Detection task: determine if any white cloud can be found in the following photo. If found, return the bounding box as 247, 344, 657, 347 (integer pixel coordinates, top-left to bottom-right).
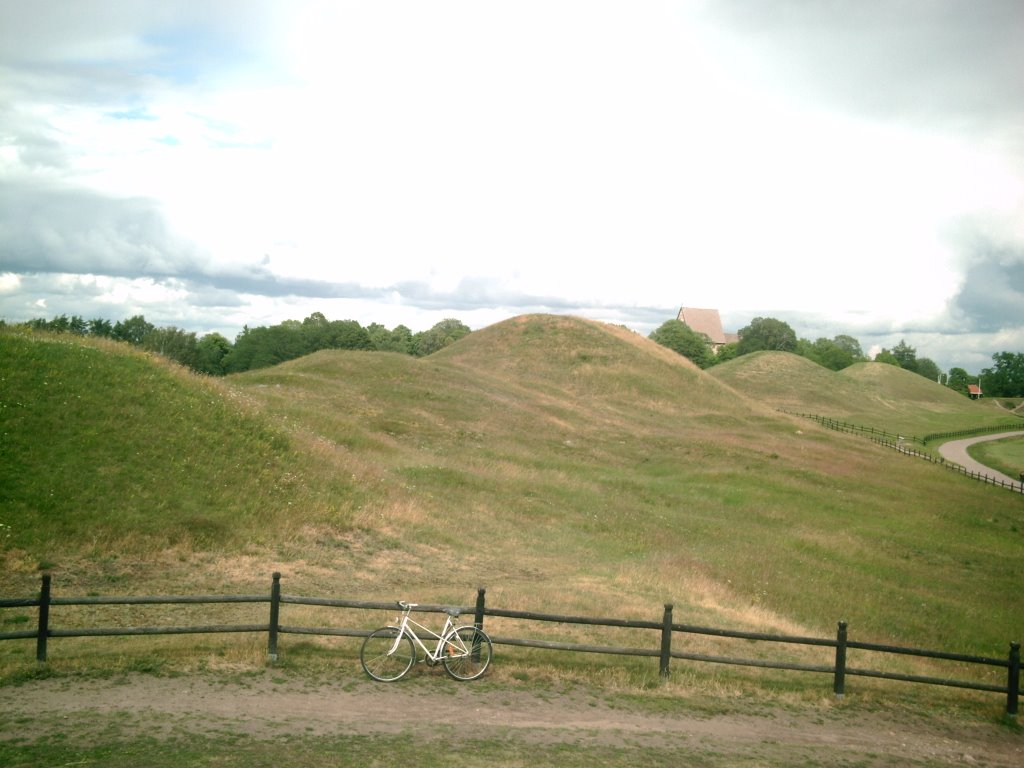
0, 273, 21, 293
0, 1, 1022, 372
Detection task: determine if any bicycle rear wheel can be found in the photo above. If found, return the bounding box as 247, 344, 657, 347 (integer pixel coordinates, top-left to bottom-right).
442, 626, 492, 681
361, 627, 415, 682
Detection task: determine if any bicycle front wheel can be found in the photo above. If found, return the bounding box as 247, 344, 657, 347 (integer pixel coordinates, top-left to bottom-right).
360, 627, 415, 682
442, 626, 493, 681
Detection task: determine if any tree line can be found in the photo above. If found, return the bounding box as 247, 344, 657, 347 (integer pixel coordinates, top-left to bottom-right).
8, 311, 1022, 398
649, 316, 1024, 398
5, 312, 472, 376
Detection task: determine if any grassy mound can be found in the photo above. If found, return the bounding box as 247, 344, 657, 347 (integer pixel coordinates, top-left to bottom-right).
3, 317, 1022, 664
0, 332, 355, 569
710, 352, 1016, 437
230, 317, 1023, 653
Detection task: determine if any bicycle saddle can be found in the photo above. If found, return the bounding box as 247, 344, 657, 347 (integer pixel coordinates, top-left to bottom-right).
444, 608, 461, 617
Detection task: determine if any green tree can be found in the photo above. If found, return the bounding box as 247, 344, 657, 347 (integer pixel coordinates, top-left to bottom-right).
980, 352, 1024, 396
301, 311, 332, 351
796, 336, 862, 371
412, 319, 471, 356
224, 324, 308, 373
713, 342, 739, 364
737, 317, 797, 355
299, 313, 371, 352
50, 314, 72, 333
874, 348, 900, 366
946, 367, 973, 396
142, 326, 199, 369
24, 314, 92, 335
195, 332, 232, 375
368, 323, 413, 354
112, 315, 155, 345
890, 340, 917, 370
389, 325, 414, 354
326, 319, 372, 350
881, 340, 941, 382
88, 318, 113, 337
649, 319, 714, 368
914, 357, 941, 382
366, 323, 390, 350
833, 334, 864, 359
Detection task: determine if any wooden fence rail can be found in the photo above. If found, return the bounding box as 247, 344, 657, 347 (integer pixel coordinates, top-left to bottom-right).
1, 574, 1019, 716
782, 411, 1023, 449
921, 423, 1024, 445
781, 412, 926, 444
871, 436, 1024, 493
784, 411, 1024, 494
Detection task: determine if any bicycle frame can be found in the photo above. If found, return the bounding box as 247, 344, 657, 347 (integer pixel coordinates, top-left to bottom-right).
360, 600, 492, 682
388, 603, 469, 663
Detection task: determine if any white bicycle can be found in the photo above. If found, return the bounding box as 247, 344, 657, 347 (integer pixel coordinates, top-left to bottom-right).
360, 601, 493, 682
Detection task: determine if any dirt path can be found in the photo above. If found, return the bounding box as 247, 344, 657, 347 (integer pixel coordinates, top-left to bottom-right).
936, 431, 1024, 489
2, 672, 1022, 766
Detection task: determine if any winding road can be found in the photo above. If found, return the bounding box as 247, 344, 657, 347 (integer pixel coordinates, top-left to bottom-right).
936, 430, 1024, 490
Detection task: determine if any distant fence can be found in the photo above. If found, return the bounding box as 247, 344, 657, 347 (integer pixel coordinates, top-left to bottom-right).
782, 412, 926, 445
920, 423, 1024, 445
784, 411, 1024, 494
1, 574, 1020, 716
870, 436, 1024, 494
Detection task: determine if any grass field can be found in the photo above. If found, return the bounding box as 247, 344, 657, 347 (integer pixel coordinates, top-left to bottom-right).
2, 317, 1023, 690
969, 435, 1024, 480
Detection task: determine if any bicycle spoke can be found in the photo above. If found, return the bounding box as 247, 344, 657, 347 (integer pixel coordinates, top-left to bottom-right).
360, 628, 415, 682
442, 626, 493, 681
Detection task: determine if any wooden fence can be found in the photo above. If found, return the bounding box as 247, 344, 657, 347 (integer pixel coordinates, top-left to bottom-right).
782, 412, 926, 445
1, 574, 1020, 716
870, 436, 1024, 493
785, 411, 1024, 494
921, 423, 1024, 445
783, 412, 1023, 447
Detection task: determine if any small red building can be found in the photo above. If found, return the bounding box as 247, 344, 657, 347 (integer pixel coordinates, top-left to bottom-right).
967, 384, 983, 399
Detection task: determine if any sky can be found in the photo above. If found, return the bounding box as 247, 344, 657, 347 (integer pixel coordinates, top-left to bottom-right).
1, 1, 1022, 373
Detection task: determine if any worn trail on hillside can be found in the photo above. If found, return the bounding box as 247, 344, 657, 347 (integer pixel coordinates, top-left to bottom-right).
2, 674, 1022, 766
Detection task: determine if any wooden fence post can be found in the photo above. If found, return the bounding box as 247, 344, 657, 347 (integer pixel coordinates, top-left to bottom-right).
268, 572, 281, 661
472, 587, 487, 663
659, 603, 673, 678
834, 620, 848, 698
1007, 642, 1020, 717
36, 574, 51, 664
474, 587, 486, 631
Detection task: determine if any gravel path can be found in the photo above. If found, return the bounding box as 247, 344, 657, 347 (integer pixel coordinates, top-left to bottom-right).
936, 431, 1024, 490
2, 673, 1023, 766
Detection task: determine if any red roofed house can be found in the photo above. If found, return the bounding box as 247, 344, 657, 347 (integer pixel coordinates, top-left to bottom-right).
967, 383, 983, 399
677, 307, 739, 354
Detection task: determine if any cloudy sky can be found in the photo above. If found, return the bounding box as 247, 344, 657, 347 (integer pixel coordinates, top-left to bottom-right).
1, 1, 1022, 372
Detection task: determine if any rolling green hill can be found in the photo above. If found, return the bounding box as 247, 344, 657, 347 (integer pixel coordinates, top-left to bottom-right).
0, 332, 357, 574
2, 318, 1022, 666
709, 351, 1017, 438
